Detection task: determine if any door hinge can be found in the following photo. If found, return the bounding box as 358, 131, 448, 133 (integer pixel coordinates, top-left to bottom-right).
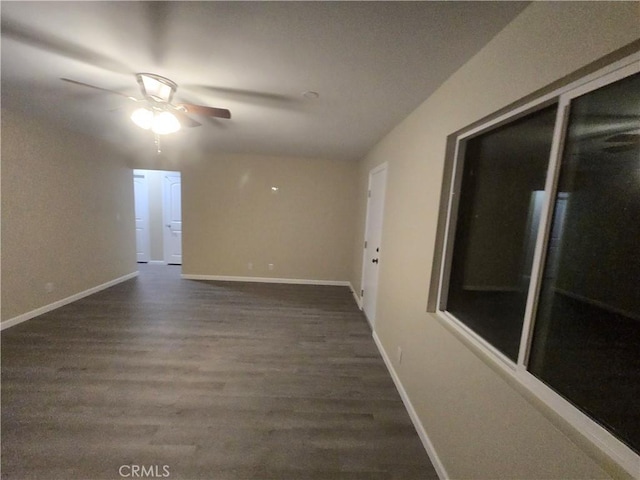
368, 190, 371, 198
364, 240, 367, 249
361, 289, 364, 297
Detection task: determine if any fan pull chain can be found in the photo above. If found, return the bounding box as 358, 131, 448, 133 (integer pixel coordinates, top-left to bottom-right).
154, 132, 161, 154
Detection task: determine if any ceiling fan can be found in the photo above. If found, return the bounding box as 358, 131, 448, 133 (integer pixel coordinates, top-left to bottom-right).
61, 73, 231, 135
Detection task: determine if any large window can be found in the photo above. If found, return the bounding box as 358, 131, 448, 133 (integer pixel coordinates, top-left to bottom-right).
445, 105, 557, 361
438, 56, 640, 473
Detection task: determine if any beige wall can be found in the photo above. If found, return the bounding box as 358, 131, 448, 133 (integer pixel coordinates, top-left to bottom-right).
1, 108, 136, 323
1, 113, 355, 318
132, 152, 357, 281
350, 2, 639, 479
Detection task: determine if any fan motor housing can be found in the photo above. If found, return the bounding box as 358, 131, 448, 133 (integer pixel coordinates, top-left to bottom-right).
136, 73, 177, 103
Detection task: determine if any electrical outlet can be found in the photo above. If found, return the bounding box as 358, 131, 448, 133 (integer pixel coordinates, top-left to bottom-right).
397, 346, 403, 365
268, 263, 274, 271
248, 262, 253, 270
45, 282, 55, 293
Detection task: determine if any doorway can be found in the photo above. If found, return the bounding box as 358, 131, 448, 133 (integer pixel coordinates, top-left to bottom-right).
133, 169, 182, 266
360, 163, 388, 328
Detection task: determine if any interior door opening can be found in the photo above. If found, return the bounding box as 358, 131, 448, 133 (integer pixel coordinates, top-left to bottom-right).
132, 169, 182, 267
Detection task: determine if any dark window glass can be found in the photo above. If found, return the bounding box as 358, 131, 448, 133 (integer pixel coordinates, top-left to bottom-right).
446, 106, 558, 360
528, 73, 640, 453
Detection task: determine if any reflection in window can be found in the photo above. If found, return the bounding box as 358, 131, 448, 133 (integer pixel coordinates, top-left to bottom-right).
528, 73, 640, 453
446, 106, 557, 361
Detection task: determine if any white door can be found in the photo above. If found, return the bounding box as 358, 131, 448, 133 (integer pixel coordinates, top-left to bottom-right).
361, 163, 388, 327
162, 171, 182, 265
133, 171, 150, 263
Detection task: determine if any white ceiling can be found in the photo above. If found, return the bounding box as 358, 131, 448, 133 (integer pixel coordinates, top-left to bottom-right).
1, 1, 528, 161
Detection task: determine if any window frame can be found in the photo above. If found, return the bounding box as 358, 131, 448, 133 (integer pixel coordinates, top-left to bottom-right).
436, 52, 640, 476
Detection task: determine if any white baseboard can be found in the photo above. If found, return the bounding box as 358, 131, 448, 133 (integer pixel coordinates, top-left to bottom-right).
1, 271, 139, 331
181, 273, 349, 287
349, 282, 363, 310
182, 275, 364, 311
147, 260, 167, 266
373, 331, 448, 480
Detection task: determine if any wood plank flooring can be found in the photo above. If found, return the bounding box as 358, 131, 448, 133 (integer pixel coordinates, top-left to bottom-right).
1, 265, 438, 480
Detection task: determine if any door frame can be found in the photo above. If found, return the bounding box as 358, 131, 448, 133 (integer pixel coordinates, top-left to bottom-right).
162, 171, 182, 265
133, 170, 151, 263
360, 162, 388, 329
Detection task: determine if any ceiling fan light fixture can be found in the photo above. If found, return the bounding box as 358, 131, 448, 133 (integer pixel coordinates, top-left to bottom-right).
131, 108, 181, 135
131, 107, 153, 130
152, 111, 181, 135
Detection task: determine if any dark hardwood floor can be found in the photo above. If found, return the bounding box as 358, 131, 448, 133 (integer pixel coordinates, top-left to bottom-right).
1, 265, 438, 480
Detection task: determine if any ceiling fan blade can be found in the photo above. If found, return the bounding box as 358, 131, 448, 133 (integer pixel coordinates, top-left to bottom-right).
2, 19, 131, 75
184, 84, 295, 105
170, 108, 202, 128
177, 104, 232, 119
61, 78, 137, 100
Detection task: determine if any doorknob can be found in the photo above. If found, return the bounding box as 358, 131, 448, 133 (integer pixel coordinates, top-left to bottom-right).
372, 258, 379, 264
165, 224, 171, 228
